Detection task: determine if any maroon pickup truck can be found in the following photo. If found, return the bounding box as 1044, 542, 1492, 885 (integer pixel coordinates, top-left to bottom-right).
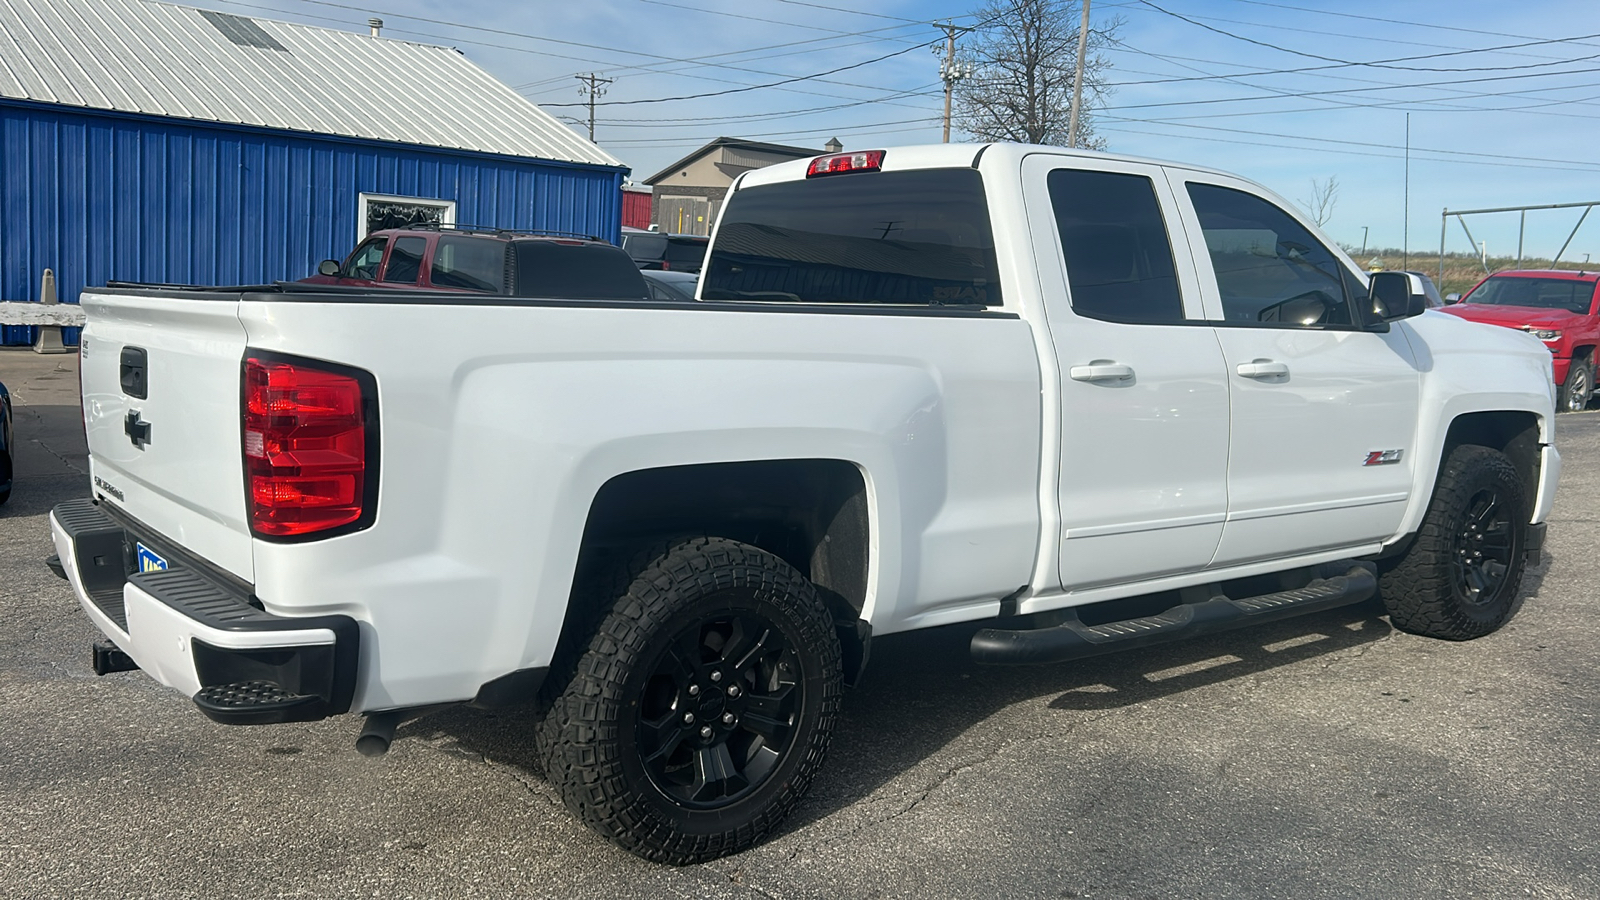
1441, 269, 1600, 412
303, 226, 650, 300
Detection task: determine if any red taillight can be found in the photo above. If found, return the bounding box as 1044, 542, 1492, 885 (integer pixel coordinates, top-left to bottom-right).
806, 150, 885, 178
243, 355, 375, 538
660, 260, 671, 271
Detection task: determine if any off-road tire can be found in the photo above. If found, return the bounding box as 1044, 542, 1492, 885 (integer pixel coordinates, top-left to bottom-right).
1560, 358, 1592, 413
536, 537, 843, 864
1379, 444, 1528, 640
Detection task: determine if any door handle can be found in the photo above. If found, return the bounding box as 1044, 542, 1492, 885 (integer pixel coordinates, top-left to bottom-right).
1069, 362, 1135, 383
1236, 359, 1289, 378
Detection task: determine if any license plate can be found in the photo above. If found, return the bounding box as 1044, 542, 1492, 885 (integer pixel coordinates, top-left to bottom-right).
135, 542, 169, 573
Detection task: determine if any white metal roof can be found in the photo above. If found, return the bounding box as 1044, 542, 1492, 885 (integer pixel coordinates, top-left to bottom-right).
0, 0, 622, 168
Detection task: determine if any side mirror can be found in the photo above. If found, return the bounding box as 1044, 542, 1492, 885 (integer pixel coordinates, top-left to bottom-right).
317, 259, 342, 277
1445, 292, 1461, 304
1368, 271, 1428, 324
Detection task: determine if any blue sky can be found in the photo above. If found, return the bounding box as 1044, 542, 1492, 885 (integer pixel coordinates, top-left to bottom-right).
194, 0, 1600, 261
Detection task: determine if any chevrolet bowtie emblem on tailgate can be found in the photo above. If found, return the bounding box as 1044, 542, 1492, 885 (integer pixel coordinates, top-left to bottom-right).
1364, 449, 1403, 466
125, 409, 151, 449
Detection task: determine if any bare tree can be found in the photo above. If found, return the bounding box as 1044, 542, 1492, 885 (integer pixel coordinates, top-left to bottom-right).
1300, 176, 1340, 227
954, 0, 1120, 149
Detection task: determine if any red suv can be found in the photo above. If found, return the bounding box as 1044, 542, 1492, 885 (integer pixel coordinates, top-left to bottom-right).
304, 226, 650, 300
1440, 269, 1600, 412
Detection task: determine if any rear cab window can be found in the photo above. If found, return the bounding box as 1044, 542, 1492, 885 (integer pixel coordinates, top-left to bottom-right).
1049, 169, 1184, 324
703, 168, 1001, 306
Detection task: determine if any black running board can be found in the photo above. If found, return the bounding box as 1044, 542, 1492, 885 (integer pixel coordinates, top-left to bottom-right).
970, 565, 1377, 666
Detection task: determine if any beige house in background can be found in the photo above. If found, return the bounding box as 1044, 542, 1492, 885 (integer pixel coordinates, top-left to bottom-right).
642, 136, 840, 235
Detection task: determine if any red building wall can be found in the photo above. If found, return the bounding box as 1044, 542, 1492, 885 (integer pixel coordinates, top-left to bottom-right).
621, 187, 653, 230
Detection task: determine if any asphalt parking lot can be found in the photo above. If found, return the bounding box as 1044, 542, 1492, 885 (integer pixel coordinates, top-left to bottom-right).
2, 346, 1597, 900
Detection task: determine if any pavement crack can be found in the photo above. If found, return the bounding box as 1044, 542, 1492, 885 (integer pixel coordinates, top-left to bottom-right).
28, 437, 88, 475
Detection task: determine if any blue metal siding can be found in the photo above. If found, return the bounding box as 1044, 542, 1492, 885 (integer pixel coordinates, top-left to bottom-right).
1, 102, 625, 344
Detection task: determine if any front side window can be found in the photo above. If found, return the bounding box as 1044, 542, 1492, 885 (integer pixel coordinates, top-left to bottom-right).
344, 238, 387, 280
431, 236, 505, 292
703, 169, 1002, 306
382, 236, 426, 284
1463, 276, 1596, 314
1187, 183, 1357, 327
1049, 169, 1184, 324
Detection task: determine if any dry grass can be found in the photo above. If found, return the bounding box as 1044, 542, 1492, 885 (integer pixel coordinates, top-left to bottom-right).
1343, 249, 1599, 298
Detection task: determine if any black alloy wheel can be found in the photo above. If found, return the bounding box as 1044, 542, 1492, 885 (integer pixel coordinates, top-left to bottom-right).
631, 610, 801, 808
1451, 487, 1515, 606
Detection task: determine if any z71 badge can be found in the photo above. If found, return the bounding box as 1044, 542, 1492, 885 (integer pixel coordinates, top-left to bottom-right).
1364, 449, 1404, 466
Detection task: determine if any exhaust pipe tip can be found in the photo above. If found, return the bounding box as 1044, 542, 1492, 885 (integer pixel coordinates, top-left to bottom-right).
356, 710, 403, 757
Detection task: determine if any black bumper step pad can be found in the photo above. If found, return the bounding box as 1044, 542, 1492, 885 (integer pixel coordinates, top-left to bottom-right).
971, 565, 1377, 665
52, 498, 133, 631
193, 681, 321, 724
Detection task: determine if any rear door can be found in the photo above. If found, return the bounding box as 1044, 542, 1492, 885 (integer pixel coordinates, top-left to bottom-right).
380, 235, 428, 286
1022, 154, 1232, 591
1166, 171, 1421, 565
79, 290, 254, 580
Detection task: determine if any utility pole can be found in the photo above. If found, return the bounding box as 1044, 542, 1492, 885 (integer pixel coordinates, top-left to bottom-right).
1360, 225, 1368, 256
933, 22, 972, 143
576, 73, 613, 142
1402, 112, 1410, 269
1068, 0, 1092, 148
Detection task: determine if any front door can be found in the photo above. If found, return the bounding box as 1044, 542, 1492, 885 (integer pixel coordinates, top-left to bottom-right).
1166, 171, 1422, 566
1022, 155, 1231, 591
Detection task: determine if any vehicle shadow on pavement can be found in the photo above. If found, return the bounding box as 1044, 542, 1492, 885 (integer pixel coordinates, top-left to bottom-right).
411, 598, 1400, 829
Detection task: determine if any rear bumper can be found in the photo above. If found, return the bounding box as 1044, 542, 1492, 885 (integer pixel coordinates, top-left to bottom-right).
49, 498, 359, 724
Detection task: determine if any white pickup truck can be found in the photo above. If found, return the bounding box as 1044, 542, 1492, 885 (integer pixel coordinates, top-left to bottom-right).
51, 144, 1558, 864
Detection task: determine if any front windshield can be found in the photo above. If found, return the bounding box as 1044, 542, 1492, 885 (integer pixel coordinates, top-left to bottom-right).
1463, 276, 1595, 314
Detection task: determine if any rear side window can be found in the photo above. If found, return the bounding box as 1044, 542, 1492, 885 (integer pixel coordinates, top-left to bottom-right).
432, 236, 506, 292
703, 169, 1001, 306
382, 236, 426, 285
512, 241, 650, 300
1049, 169, 1183, 323
1187, 183, 1355, 327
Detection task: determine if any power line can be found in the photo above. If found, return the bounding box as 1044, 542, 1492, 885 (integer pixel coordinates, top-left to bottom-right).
592, 85, 942, 126
542, 42, 928, 108
1100, 115, 1600, 171
633, 0, 929, 42
597, 116, 940, 147
1135, 0, 1600, 71
1100, 123, 1600, 175
1102, 35, 1600, 87
1101, 63, 1600, 112
250, 0, 933, 104
1230, 0, 1600, 50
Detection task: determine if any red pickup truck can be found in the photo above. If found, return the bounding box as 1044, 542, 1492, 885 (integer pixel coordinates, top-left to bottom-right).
1440, 269, 1600, 412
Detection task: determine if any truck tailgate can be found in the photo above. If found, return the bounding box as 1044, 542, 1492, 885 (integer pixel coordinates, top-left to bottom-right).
79, 289, 253, 581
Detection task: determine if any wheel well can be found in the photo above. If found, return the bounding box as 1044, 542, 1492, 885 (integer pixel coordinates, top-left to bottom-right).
1574, 346, 1595, 366
1441, 411, 1541, 505
574, 459, 870, 616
